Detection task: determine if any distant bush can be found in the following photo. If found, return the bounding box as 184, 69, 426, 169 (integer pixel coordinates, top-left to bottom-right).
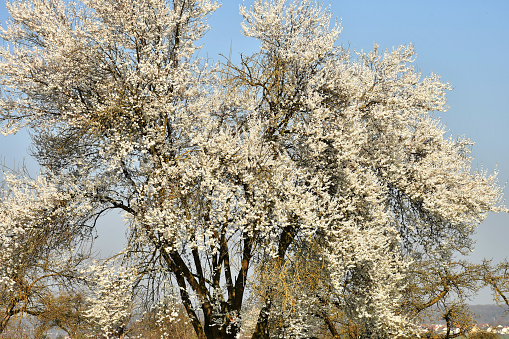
466, 331, 498, 339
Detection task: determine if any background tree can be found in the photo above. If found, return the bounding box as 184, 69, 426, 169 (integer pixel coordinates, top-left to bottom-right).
35, 290, 90, 339
483, 260, 509, 308
0, 0, 506, 338
401, 259, 483, 337
0, 170, 92, 335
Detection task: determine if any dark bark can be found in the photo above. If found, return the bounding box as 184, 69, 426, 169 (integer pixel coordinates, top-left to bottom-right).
0, 302, 18, 334
322, 311, 340, 338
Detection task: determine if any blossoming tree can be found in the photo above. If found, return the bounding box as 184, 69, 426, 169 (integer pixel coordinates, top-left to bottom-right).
0, 0, 505, 338
0, 172, 92, 335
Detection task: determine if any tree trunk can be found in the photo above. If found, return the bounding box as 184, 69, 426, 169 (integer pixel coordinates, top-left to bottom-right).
251, 298, 271, 339
0, 303, 16, 335
0, 312, 11, 335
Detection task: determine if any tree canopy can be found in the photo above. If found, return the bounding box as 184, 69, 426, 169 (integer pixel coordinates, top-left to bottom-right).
0, 0, 506, 338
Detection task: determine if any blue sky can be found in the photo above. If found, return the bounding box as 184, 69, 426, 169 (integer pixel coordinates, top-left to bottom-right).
1, 0, 508, 304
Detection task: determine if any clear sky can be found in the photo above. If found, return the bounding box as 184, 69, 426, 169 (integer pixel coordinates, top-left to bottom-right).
1, 0, 508, 304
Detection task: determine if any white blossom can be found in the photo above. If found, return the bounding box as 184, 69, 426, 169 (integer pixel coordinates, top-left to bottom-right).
0, 0, 505, 338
